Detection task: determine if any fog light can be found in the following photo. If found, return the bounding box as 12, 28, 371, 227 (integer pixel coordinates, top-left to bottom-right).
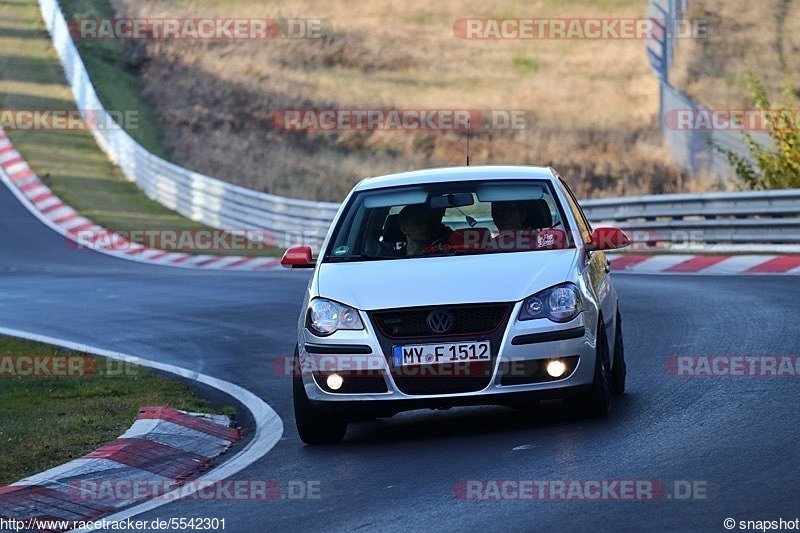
546, 360, 567, 378
326, 373, 344, 390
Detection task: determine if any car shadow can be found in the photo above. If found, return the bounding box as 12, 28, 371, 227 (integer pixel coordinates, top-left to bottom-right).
338, 393, 637, 446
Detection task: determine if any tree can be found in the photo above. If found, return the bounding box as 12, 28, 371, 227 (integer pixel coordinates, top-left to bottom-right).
711, 72, 800, 189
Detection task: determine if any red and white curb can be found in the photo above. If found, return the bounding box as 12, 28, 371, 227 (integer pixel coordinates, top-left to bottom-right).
0, 326, 283, 533
0, 407, 240, 531
0, 128, 281, 271
608, 253, 800, 275
4, 128, 799, 276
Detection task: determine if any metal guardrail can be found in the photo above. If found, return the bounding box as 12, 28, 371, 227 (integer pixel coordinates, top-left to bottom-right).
39, 0, 799, 252
583, 190, 800, 247
39, 0, 340, 248
647, 0, 770, 177
582, 189, 800, 219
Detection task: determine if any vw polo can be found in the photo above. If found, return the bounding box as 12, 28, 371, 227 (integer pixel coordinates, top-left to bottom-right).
282, 166, 630, 444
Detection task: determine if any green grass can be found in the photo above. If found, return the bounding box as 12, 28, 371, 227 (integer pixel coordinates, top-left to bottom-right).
512, 56, 541, 74
0, 0, 280, 257
58, 0, 166, 157
0, 335, 233, 487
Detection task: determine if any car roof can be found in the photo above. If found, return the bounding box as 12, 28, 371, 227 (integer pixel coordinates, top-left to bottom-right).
354, 166, 557, 192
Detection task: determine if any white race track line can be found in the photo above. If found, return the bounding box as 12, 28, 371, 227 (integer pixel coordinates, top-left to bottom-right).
0, 326, 284, 532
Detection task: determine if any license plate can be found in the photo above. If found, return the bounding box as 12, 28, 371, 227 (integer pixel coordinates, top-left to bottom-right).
393, 341, 491, 367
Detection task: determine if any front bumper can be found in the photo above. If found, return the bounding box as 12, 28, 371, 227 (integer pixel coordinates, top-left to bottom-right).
298, 301, 597, 410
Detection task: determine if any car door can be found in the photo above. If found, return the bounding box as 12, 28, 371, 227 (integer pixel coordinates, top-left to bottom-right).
556, 177, 616, 339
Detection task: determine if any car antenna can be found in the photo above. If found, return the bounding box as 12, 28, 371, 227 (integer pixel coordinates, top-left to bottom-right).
465, 118, 471, 166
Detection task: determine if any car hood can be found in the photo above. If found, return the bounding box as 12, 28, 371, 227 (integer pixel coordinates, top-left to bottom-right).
316, 250, 577, 310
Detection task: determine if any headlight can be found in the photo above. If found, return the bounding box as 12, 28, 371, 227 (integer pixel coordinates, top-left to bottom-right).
519, 283, 582, 323
307, 298, 364, 336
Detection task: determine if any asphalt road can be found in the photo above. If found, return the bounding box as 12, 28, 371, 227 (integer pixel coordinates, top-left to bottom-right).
1, 182, 799, 532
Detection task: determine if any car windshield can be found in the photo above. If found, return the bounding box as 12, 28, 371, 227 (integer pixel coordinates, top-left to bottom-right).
324, 179, 574, 263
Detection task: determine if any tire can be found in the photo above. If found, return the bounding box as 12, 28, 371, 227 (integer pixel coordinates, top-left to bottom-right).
293, 346, 348, 445
573, 323, 612, 418
611, 310, 627, 396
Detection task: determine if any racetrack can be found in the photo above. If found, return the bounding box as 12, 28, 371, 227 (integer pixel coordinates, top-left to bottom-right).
1, 181, 799, 532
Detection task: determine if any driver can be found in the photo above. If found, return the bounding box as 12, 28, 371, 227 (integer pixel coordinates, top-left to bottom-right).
397, 204, 452, 255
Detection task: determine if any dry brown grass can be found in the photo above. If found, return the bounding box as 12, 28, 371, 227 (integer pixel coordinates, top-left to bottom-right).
671, 0, 800, 109
111, 0, 697, 201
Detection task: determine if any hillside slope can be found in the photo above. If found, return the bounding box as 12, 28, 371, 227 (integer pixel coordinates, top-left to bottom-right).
89, 0, 689, 202
671, 0, 800, 109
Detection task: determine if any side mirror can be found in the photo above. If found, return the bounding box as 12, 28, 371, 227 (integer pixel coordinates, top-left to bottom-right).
280, 245, 314, 269
587, 227, 630, 251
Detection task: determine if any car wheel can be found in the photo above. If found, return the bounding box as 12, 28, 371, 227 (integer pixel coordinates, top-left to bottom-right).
611, 310, 627, 396
573, 323, 612, 418
293, 346, 348, 445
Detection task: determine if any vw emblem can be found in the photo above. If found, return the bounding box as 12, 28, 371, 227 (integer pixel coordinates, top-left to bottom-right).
427, 309, 454, 334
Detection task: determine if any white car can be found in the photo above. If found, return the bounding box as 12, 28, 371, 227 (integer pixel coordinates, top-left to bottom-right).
282, 166, 630, 444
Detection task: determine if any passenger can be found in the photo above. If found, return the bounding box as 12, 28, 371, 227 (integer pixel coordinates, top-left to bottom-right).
521, 199, 554, 230
491, 201, 534, 251
491, 201, 528, 233
397, 205, 452, 255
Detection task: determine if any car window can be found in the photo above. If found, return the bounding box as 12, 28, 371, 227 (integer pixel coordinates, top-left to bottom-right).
558, 177, 593, 245
323, 179, 575, 263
